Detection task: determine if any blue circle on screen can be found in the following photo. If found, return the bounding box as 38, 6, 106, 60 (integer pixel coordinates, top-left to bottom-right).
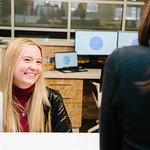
132, 38, 139, 46
63, 56, 70, 64
89, 36, 103, 50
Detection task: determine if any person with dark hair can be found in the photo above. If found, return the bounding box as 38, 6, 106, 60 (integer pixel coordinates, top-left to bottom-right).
73, 3, 86, 20
50, 4, 60, 20
100, 1, 150, 150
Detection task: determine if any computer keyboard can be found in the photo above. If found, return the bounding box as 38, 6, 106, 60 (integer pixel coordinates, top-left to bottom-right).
60, 68, 87, 73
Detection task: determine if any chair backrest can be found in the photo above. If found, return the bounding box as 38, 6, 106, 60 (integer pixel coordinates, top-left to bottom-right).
91, 81, 102, 108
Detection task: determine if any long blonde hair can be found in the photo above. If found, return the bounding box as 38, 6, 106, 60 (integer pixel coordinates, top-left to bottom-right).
0, 38, 51, 132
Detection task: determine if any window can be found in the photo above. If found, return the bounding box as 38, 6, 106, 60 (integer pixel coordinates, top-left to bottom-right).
0, 0, 145, 39
125, 5, 143, 31
0, 0, 11, 26
15, 0, 68, 29
71, 3, 123, 30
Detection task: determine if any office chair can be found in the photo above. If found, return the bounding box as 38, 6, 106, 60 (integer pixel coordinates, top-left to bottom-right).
88, 81, 102, 133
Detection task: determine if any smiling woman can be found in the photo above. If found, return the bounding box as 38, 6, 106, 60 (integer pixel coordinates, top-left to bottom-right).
0, 38, 72, 132
13, 45, 43, 89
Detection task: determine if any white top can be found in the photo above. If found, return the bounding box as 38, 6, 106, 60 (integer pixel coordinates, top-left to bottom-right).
0, 133, 99, 150
0, 92, 3, 132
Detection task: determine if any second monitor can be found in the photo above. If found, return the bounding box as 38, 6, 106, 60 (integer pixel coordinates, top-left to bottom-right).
117, 32, 139, 48
75, 30, 118, 56
75, 30, 118, 68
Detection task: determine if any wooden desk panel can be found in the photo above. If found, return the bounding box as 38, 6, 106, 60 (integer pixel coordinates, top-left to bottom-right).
45, 78, 83, 128
44, 69, 101, 128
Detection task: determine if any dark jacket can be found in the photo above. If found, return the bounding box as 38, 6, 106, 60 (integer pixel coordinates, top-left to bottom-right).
100, 46, 150, 150
44, 87, 72, 132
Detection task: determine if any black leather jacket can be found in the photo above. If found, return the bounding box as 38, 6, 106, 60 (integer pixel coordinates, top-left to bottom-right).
44, 87, 72, 132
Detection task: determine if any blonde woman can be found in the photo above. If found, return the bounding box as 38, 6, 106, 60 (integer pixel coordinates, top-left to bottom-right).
0, 38, 72, 132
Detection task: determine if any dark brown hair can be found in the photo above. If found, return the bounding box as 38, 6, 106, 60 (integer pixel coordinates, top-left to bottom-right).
136, 1, 150, 92
138, 0, 150, 46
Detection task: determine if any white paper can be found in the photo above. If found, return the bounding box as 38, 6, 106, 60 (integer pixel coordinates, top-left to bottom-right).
0, 133, 99, 150
0, 92, 3, 132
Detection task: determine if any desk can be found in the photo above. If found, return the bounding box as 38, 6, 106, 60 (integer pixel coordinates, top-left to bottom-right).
0, 133, 99, 150
44, 69, 101, 131
44, 69, 101, 79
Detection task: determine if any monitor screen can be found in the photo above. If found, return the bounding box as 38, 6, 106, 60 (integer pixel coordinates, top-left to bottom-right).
118, 32, 139, 48
55, 52, 78, 69
75, 30, 118, 56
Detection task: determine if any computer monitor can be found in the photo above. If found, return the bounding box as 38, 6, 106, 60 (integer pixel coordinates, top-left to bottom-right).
75, 30, 118, 56
118, 32, 139, 48
75, 30, 118, 68
55, 52, 78, 69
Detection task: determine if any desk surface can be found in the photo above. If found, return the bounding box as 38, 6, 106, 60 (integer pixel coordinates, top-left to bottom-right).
44, 69, 101, 79
0, 133, 99, 150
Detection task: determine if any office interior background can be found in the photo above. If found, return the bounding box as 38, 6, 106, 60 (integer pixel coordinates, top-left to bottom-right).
0, 0, 145, 132
0, 0, 144, 39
